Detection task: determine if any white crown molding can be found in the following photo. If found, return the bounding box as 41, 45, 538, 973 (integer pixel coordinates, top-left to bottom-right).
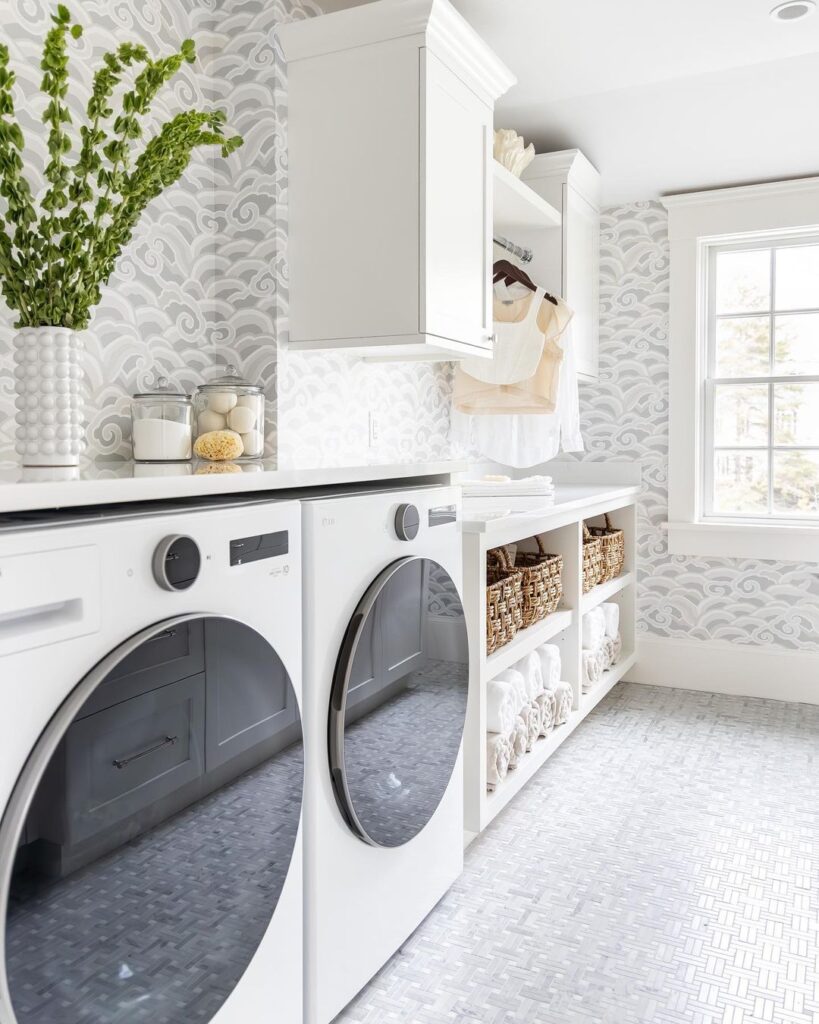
277, 0, 515, 102
522, 149, 602, 206
662, 174, 819, 209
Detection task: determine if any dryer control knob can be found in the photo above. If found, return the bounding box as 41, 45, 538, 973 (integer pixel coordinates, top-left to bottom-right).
153, 535, 201, 592
394, 503, 420, 542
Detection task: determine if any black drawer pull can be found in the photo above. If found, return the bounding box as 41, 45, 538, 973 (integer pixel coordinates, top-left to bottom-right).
113, 735, 179, 770
147, 628, 178, 644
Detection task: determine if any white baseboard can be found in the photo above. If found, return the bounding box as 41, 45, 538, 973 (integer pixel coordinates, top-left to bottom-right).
627, 635, 819, 705
427, 615, 469, 663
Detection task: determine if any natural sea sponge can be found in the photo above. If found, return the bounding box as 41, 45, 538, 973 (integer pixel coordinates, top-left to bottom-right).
195, 461, 242, 474
193, 429, 244, 461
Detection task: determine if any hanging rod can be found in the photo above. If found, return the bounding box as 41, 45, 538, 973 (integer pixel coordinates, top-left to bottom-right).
493, 234, 533, 264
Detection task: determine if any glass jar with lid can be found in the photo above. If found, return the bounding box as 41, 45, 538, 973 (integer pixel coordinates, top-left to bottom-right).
130, 376, 193, 462
193, 365, 265, 460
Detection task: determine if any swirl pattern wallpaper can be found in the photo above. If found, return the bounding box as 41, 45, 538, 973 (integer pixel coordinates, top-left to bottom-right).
578, 202, 819, 652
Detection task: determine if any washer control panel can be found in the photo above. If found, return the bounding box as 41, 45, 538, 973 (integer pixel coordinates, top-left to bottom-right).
153, 535, 201, 592
394, 503, 420, 541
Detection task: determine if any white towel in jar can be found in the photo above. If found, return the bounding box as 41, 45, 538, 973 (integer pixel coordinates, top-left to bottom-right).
536, 643, 561, 690
514, 651, 545, 699
496, 668, 528, 713
601, 602, 620, 640
486, 732, 512, 789
582, 607, 606, 650
509, 718, 528, 768
486, 679, 517, 735
534, 689, 556, 736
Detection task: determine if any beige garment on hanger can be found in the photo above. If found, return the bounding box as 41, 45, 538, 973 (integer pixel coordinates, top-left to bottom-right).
453, 283, 573, 414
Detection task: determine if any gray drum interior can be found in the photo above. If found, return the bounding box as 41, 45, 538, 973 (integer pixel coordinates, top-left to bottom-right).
329, 557, 469, 848
0, 614, 303, 1024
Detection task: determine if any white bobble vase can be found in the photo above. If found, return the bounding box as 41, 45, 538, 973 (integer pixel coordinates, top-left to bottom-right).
12, 327, 85, 467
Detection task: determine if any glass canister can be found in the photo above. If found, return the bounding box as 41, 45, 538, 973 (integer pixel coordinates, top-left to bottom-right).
130, 377, 193, 462
193, 365, 265, 460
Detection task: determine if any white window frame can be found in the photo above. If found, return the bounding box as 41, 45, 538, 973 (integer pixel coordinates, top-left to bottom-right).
664, 177, 819, 562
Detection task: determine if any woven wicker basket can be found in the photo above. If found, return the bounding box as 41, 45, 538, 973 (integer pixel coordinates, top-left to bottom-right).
513, 536, 563, 629
486, 547, 524, 654
586, 513, 625, 584
582, 523, 604, 593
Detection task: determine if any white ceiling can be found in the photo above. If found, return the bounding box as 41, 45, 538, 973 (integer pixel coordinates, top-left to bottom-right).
315, 0, 819, 205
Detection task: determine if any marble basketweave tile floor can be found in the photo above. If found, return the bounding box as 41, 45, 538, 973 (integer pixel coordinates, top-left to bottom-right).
338, 682, 819, 1024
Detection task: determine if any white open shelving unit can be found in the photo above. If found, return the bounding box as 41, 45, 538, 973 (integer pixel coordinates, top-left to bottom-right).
461, 482, 639, 838
493, 160, 562, 233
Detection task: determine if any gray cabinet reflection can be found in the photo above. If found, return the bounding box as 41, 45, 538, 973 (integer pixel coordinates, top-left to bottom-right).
331, 559, 468, 848
4, 616, 302, 1024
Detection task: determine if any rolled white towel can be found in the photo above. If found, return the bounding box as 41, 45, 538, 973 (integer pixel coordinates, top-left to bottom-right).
486, 679, 516, 735
601, 602, 620, 640
518, 703, 540, 751
508, 719, 528, 768
601, 633, 622, 669
581, 607, 606, 650
514, 651, 545, 700
553, 681, 573, 725
536, 643, 561, 690
486, 732, 512, 790
496, 668, 528, 714
582, 649, 602, 692
534, 690, 556, 736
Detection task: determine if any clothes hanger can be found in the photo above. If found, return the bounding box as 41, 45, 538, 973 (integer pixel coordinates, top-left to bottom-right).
492, 259, 558, 305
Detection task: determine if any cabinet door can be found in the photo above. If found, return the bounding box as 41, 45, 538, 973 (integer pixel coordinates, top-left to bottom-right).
564, 183, 600, 379
421, 49, 493, 352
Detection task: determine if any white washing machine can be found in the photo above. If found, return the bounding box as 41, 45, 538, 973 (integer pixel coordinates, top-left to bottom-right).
302, 485, 469, 1024
0, 496, 303, 1024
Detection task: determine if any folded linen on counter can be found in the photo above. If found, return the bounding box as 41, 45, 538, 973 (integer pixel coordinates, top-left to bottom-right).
518, 702, 541, 751
509, 718, 528, 768
534, 689, 556, 736
553, 681, 573, 725
495, 668, 528, 713
581, 607, 606, 650
582, 649, 603, 693
601, 602, 620, 640
535, 643, 561, 690
463, 494, 555, 514
515, 651, 545, 700
486, 732, 512, 789
462, 475, 554, 498
486, 679, 517, 735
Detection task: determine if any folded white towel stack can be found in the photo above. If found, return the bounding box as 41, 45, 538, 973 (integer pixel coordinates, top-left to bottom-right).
496, 668, 528, 713
486, 732, 512, 789
514, 651, 544, 700
486, 679, 517, 735
535, 644, 561, 690
462, 475, 554, 498
601, 602, 619, 640
581, 607, 606, 650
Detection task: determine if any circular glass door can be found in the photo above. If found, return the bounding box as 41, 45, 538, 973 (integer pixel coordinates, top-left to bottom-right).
0, 615, 302, 1024
330, 558, 468, 848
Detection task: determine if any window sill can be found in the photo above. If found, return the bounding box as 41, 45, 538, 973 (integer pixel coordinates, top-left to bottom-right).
666, 520, 819, 562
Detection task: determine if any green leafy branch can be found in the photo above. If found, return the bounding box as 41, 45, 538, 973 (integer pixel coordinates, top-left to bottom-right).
0, 6, 242, 330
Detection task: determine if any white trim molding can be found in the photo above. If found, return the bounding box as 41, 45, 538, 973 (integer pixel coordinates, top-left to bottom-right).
662, 177, 819, 562
627, 634, 819, 706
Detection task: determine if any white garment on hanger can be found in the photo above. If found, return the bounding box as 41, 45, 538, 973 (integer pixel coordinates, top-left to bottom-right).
452, 320, 584, 468
460, 284, 546, 385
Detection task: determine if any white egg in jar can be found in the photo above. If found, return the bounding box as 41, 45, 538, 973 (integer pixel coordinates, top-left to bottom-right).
198, 409, 227, 433
206, 391, 237, 414
240, 429, 264, 457
227, 404, 257, 434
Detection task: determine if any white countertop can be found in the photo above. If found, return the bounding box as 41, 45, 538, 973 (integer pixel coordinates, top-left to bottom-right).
461, 483, 641, 540
0, 458, 468, 513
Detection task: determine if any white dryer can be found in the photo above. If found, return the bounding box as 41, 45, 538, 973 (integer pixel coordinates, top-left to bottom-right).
302, 485, 469, 1024
0, 496, 303, 1024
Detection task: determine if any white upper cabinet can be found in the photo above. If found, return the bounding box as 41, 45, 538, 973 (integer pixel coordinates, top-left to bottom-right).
277, 0, 515, 362
520, 151, 602, 379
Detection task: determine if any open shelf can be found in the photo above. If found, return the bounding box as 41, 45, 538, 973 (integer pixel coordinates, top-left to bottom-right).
580, 571, 634, 613
493, 160, 561, 233
483, 608, 573, 683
